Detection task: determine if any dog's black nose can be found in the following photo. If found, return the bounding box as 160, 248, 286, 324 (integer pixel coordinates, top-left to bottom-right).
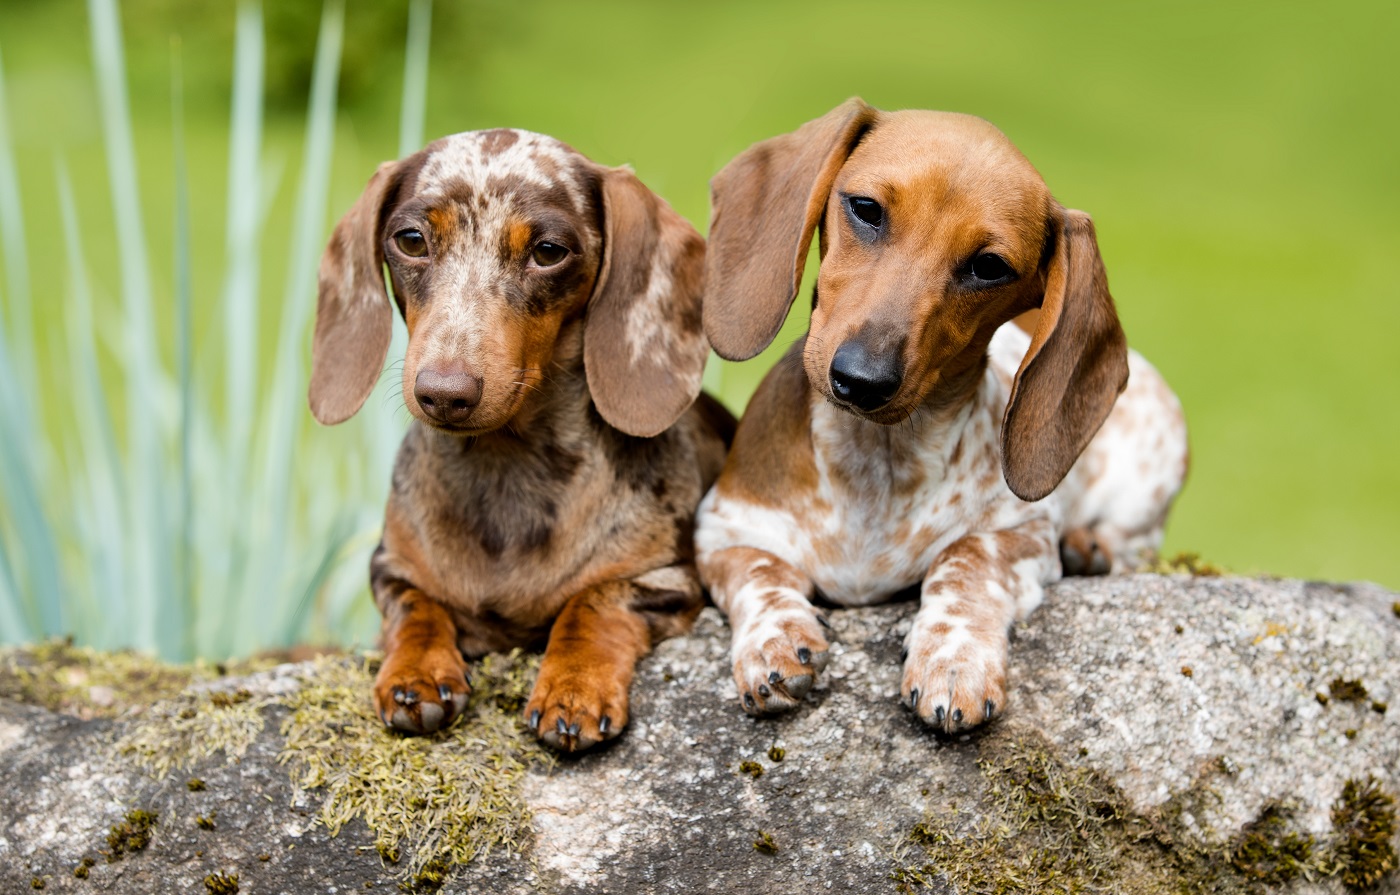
414, 368, 483, 426
829, 342, 902, 412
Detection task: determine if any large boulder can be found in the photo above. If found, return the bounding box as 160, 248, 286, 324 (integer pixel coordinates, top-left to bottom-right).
1, 574, 1397, 894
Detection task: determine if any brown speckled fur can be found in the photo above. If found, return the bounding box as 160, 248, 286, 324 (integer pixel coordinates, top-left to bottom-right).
310, 130, 732, 751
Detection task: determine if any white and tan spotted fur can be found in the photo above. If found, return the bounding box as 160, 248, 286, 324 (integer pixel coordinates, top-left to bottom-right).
695, 100, 1188, 733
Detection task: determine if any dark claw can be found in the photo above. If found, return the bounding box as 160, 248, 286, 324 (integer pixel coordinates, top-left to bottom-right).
952, 708, 963, 724
769, 671, 782, 684
797, 647, 812, 665
599, 715, 611, 735
900, 647, 908, 664
529, 709, 541, 730
934, 706, 945, 726
758, 684, 771, 697
744, 693, 756, 709
816, 614, 831, 629
556, 717, 567, 735
567, 721, 580, 737
438, 684, 453, 702
463, 671, 473, 688
984, 699, 995, 721
909, 688, 920, 710
783, 673, 814, 699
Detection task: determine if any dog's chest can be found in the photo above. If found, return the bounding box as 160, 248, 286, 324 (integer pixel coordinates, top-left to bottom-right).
399, 420, 697, 622
797, 397, 1008, 605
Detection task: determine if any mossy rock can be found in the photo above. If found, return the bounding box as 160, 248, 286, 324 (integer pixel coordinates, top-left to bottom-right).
2, 574, 1398, 893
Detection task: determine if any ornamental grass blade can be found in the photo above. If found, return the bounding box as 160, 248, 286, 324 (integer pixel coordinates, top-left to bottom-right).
88, 0, 174, 655
171, 40, 196, 661
243, 0, 344, 656
56, 162, 131, 649
0, 42, 65, 642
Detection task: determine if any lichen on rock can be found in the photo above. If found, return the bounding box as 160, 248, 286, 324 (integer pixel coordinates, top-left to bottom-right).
114, 687, 270, 778
277, 651, 551, 884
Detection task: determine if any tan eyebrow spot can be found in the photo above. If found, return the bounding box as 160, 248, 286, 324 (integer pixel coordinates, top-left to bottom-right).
507, 218, 533, 257
427, 206, 458, 241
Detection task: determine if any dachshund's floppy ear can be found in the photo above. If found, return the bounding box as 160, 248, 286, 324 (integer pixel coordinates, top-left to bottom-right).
1002, 207, 1128, 501
703, 97, 878, 361
309, 160, 403, 425
584, 166, 709, 438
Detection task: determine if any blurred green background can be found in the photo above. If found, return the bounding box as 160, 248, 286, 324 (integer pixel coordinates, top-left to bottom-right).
1, 0, 1396, 659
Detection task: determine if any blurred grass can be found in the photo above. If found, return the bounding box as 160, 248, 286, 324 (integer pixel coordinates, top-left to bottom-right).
0, 0, 1395, 657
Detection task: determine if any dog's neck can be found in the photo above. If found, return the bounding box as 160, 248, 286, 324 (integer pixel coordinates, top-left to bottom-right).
810, 347, 989, 488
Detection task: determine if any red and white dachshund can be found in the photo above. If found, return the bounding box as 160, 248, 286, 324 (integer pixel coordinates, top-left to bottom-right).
695, 99, 1188, 733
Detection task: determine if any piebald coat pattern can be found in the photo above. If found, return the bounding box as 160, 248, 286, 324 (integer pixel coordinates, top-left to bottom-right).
310, 129, 732, 751
695, 100, 1187, 732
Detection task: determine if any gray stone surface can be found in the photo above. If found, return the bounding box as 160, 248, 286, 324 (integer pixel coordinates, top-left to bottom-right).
2, 574, 1398, 894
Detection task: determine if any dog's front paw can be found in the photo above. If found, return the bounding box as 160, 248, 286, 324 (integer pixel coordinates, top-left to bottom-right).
374, 647, 472, 735
525, 660, 629, 753
731, 610, 830, 715
900, 627, 1007, 734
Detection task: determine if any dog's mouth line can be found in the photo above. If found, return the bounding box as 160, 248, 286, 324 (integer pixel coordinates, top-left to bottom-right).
820, 389, 913, 426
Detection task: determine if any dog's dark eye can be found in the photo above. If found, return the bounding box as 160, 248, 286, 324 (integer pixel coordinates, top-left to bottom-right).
971, 253, 1013, 282
531, 242, 569, 267
847, 196, 883, 229
393, 229, 428, 258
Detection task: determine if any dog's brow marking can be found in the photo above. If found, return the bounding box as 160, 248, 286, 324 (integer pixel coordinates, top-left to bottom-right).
418, 130, 585, 212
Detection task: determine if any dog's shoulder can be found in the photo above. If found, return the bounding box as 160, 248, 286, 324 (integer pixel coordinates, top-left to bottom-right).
715, 341, 820, 506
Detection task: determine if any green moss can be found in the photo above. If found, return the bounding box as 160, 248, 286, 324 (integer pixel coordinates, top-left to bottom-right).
892, 728, 1400, 894
114, 687, 269, 778
278, 651, 549, 887
1230, 803, 1314, 885
0, 640, 198, 718
73, 856, 94, 879
203, 871, 239, 894
739, 760, 764, 778
1331, 679, 1370, 703
399, 856, 451, 893
768, 745, 785, 762
1331, 776, 1398, 891
753, 831, 779, 855
105, 808, 158, 862
1143, 552, 1226, 577
187, 778, 207, 791
30, 877, 45, 890
195, 813, 217, 830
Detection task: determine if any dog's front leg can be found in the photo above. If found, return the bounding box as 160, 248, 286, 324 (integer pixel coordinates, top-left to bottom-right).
901, 519, 1058, 734
526, 566, 703, 752
701, 546, 831, 715
372, 578, 472, 735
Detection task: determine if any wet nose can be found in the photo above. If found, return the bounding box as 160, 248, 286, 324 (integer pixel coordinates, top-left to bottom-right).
829, 342, 902, 412
414, 367, 483, 426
